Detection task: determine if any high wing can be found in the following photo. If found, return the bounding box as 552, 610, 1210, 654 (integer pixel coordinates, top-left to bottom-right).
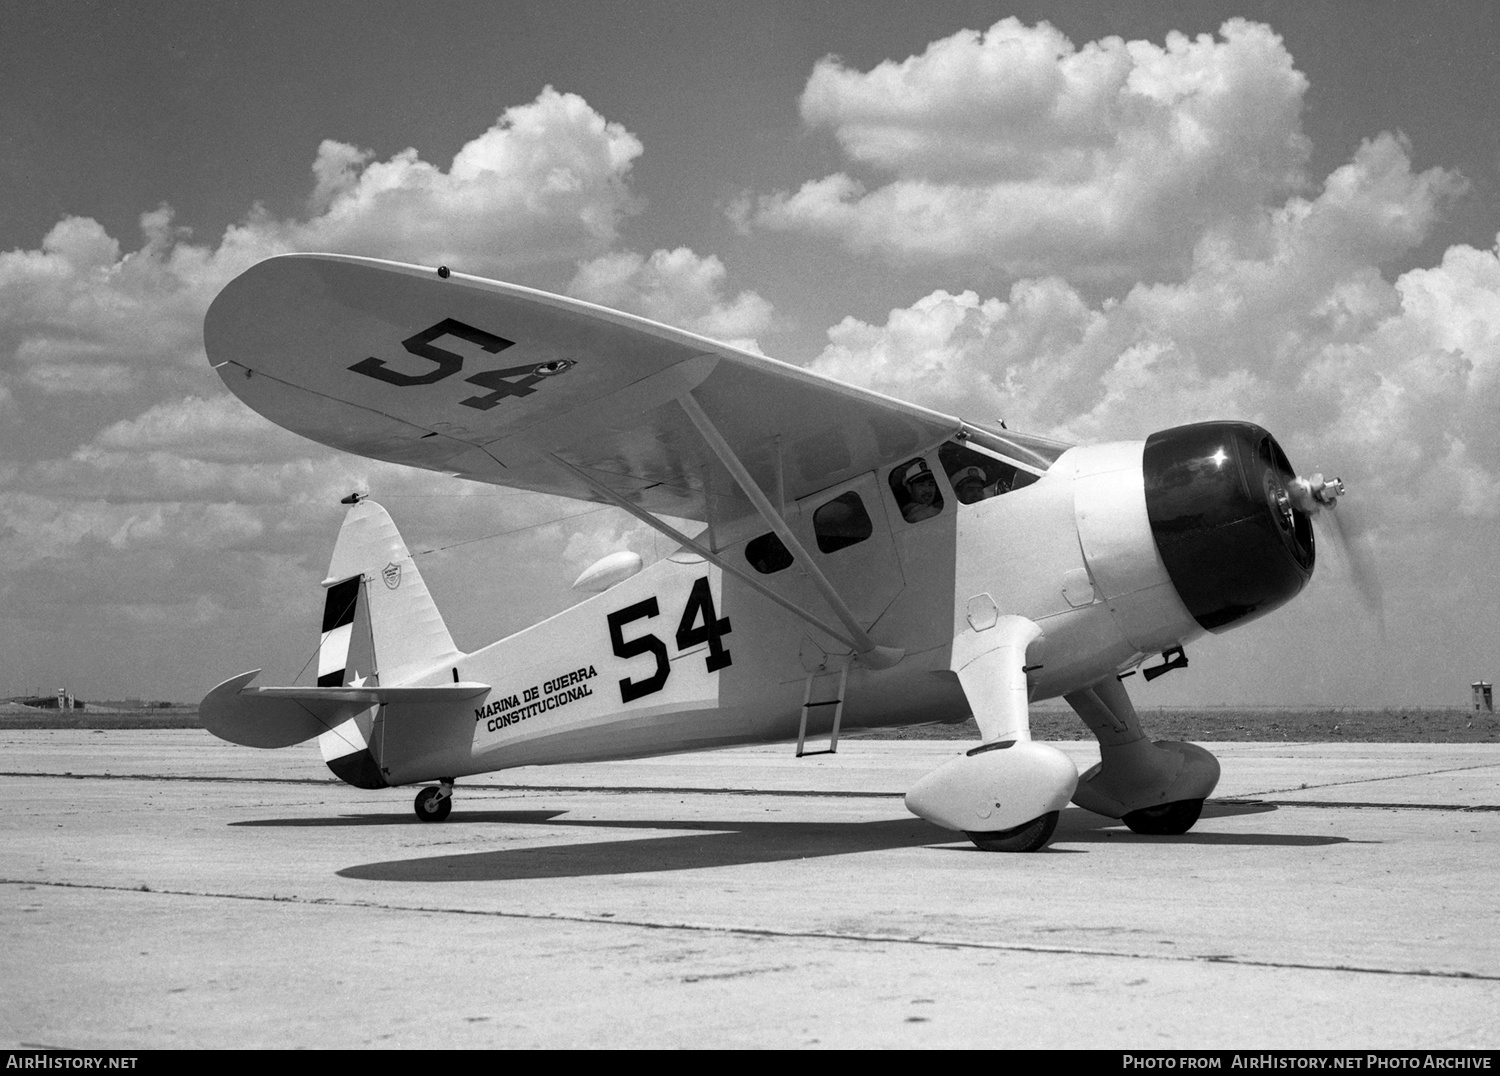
204, 254, 963, 521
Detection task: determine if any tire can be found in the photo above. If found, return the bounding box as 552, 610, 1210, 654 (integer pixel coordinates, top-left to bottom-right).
414, 786, 452, 822
1122, 798, 1203, 835
965, 810, 1059, 852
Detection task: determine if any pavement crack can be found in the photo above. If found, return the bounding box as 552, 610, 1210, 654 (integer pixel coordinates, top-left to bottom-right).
1219, 798, 1500, 813
681, 965, 796, 983
0, 770, 336, 786
6, 877, 1496, 984
1246, 761, 1500, 800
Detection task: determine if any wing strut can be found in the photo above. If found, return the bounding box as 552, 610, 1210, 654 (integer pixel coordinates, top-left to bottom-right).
547, 454, 863, 654
677, 393, 904, 670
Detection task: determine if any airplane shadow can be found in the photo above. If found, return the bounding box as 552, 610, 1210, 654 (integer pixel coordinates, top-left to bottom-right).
334, 802, 1353, 882
236, 798, 1281, 832
234, 810, 568, 828
338, 817, 939, 881
1057, 800, 1361, 847
1201, 799, 1279, 819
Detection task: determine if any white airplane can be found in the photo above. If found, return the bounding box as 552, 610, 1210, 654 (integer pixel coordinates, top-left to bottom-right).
200, 253, 1349, 851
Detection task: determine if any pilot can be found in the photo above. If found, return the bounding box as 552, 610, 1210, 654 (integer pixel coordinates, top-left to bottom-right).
951, 465, 989, 505
900, 460, 943, 522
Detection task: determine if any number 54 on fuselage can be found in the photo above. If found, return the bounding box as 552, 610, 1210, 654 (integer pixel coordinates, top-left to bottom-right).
200, 254, 1332, 852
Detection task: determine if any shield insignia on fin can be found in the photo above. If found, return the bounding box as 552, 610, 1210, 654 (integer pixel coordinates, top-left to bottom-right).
382, 563, 401, 590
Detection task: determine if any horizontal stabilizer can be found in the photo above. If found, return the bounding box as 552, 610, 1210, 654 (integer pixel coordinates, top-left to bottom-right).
250, 683, 491, 704
200, 670, 490, 748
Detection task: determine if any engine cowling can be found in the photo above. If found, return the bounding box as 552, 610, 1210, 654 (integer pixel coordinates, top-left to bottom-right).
1143, 421, 1315, 633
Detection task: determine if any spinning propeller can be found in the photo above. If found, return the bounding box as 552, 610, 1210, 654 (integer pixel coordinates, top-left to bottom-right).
1288, 472, 1386, 631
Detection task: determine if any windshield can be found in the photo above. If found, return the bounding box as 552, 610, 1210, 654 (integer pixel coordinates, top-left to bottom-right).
962, 421, 1074, 473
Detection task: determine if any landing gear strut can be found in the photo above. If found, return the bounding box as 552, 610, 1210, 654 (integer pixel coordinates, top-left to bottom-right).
906, 617, 1076, 852
1066, 678, 1219, 834
414, 780, 454, 822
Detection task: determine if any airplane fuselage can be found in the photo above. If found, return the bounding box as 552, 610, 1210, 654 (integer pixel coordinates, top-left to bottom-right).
368, 437, 1200, 786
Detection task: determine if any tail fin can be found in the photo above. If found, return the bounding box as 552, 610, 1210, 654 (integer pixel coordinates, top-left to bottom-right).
316, 499, 462, 788
319, 499, 461, 686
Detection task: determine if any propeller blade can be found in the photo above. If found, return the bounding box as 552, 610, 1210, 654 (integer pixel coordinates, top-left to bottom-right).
1288, 471, 1385, 633
1324, 503, 1385, 621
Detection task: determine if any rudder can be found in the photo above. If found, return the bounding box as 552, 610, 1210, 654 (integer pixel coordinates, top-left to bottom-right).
316, 499, 462, 788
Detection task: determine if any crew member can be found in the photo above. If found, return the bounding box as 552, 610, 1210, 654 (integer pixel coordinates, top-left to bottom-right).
899, 460, 943, 521
951, 465, 989, 505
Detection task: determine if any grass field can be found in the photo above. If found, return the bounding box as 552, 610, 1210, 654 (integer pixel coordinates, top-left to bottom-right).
0, 707, 202, 731
1, 706, 1495, 742
855, 707, 1499, 743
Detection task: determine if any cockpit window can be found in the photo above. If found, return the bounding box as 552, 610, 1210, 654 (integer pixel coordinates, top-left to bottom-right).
888, 457, 945, 524
939, 440, 1039, 505
746, 532, 793, 574
963, 421, 1072, 470
813, 491, 873, 553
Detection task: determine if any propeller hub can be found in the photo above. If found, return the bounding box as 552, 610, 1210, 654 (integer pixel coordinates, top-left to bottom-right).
1288, 473, 1345, 514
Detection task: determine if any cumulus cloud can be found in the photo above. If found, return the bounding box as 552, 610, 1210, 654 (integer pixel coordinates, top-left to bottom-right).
95, 395, 303, 460
291, 86, 643, 270
0, 86, 655, 409
806, 130, 1495, 600
748, 18, 1314, 280
0, 88, 644, 405
0, 212, 230, 397
793, 119, 1495, 709
567, 247, 775, 351
0, 89, 677, 696
3, 47, 1491, 707
0, 78, 753, 672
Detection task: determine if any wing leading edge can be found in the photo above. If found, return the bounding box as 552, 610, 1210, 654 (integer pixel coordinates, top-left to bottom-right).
204, 254, 962, 521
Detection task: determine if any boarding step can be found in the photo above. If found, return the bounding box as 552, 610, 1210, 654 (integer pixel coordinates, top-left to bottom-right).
796, 664, 849, 757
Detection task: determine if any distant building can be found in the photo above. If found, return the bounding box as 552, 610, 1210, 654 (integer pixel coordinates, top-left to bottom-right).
7, 694, 87, 711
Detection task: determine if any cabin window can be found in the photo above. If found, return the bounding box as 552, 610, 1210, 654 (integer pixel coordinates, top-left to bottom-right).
746, 532, 793, 574
888, 457, 945, 524
813, 491, 873, 553
939, 441, 1038, 505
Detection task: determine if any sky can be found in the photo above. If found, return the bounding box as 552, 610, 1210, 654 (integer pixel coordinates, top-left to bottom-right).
2, 0, 1497, 709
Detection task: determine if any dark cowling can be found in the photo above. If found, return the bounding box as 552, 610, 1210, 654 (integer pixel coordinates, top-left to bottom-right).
1143, 421, 1315, 633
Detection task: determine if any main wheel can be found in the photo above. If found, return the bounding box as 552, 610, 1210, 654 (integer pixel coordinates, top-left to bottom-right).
414, 786, 452, 822
965, 810, 1059, 852
1122, 798, 1203, 835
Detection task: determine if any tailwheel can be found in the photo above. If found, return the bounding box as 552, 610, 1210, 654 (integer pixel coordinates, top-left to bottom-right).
965, 810, 1059, 852
414, 785, 453, 823
1122, 798, 1203, 836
